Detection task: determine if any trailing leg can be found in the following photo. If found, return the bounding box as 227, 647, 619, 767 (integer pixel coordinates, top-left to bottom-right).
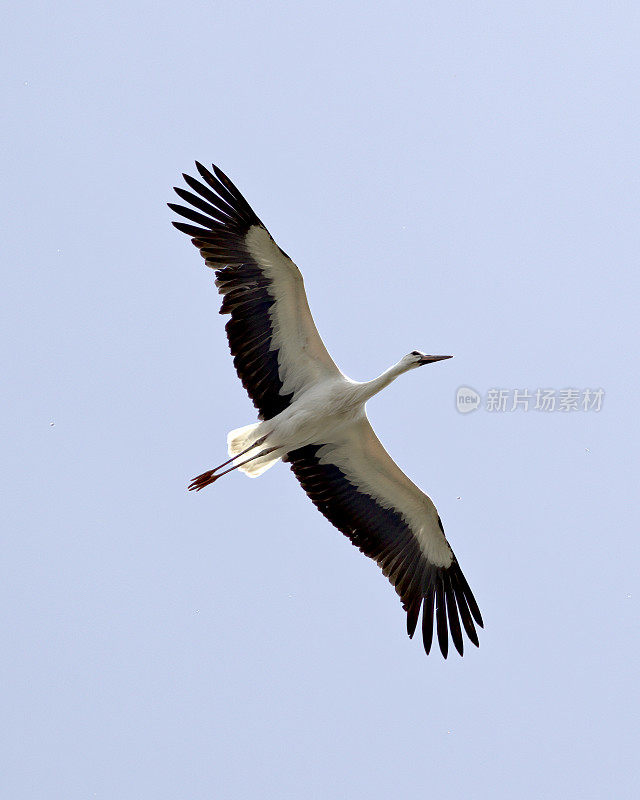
189, 445, 279, 491
204, 435, 268, 475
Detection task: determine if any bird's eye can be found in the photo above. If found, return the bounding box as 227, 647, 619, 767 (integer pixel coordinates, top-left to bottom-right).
411, 350, 420, 356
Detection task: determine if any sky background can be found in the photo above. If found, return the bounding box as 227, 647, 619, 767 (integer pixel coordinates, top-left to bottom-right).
2, 2, 639, 798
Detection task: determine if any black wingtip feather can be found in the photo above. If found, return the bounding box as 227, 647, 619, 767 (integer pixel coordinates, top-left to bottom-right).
212, 163, 239, 193
168, 202, 218, 230
455, 567, 484, 628
406, 599, 421, 639
189, 162, 260, 227
193, 162, 248, 216
422, 586, 435, 655
445, 573, 464, 657
182, 173, 239, 220
173, 186, 234, 225
171, 220, 212, 238
450, 569, 480, 648
436, 580, 449, 659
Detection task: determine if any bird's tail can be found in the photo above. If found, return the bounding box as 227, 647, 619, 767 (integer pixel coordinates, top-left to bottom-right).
226, 423, 281, 477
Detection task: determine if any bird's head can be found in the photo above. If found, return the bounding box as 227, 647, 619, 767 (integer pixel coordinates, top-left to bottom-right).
402, 350, 453, 370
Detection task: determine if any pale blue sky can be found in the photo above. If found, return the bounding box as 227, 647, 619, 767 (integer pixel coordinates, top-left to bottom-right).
2, 2, 638, 798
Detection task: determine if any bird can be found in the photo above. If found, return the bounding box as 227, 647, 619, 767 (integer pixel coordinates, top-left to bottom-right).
169, 162, 483, 658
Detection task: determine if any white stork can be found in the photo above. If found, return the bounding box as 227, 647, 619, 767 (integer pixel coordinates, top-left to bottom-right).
169, 163, 483, 657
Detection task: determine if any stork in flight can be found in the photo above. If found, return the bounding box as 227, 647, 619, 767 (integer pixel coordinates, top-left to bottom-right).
169, 163, 483, 657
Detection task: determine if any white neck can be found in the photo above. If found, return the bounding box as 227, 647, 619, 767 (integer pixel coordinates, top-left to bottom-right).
355, 360, 410, 403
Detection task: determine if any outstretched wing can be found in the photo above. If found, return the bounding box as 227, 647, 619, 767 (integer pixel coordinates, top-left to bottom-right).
169, 163, 341, 420
286, 417, 483, 657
